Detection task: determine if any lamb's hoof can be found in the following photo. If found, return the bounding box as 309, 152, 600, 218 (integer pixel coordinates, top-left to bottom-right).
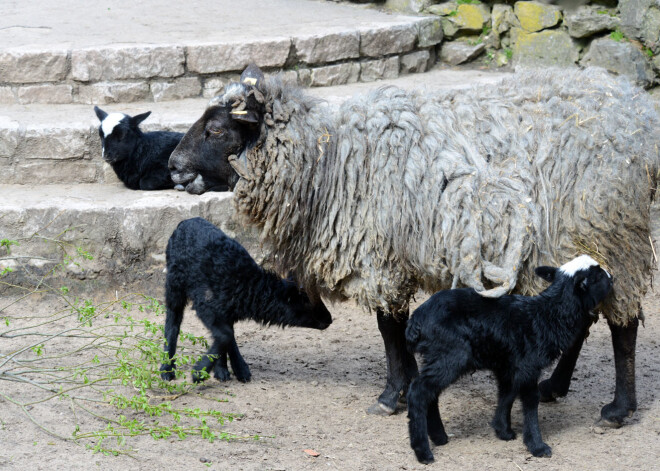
529, 443, 552, 458
192, 369, 211, 383
366, 402, 396, 416
413, 449, 435, 465
429, 430, 448, 446
495, 428, 517, 441
538, 379, 565, 402
234, 373, 251, 383
213, 368, 231, 382
160, 369, 176, 381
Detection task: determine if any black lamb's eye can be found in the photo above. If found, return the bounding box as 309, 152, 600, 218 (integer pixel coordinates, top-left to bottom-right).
208, 126, 225, 136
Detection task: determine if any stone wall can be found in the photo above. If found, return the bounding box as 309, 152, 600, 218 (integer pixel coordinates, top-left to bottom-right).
385, 0, 660, 91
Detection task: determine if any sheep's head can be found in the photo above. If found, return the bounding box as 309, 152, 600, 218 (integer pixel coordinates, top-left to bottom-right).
282, 274, 333, 330
94, 106, 150, 164
535, 255, 613, 313
168, 64, 264, 194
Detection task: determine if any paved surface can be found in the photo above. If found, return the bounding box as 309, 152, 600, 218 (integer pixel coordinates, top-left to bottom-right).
1, 0, 417, 49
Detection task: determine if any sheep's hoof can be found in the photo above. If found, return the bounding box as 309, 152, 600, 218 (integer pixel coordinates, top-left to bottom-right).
366, 402, 396, 416
429, 430, 449, 446
494, 428, 517, 441
160, 369, 176, 382
413, 449, 435, 465
529, 443, 552, 458
599, 401, 634, 427
213, 368, 231, 382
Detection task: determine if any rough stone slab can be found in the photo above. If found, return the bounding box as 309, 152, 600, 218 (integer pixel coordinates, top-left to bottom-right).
0, 87, 16, 104
416, 17, 444, 48
360, 57, 400, 82
384, 0, 431, 14
17, 84, 73, 105
581, 37, 656, 88
0, 184, 262, 286
430, 3, 491, 37
310, 63, 360, 87
11, 161, 99, 185
186, 39, 292, 74
400, 50, 430, 74
76, 82, 151, 105
619, 0, 654, 42
514, 1, 562, 33
71, 45, 185, 82
202, 76, 240, 99
0, 49, 68, 83
439, 41, 486, 66
0, 117, 21, 159
22, 126, 93, 161
151, 77, 202, 102
511, 28, 578, 67
565, 6, 620, 39
294, 32, 360, 65
360, 23, 417, 57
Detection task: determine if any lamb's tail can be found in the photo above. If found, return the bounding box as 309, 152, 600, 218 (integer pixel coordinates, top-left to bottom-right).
405, 314, 423, 354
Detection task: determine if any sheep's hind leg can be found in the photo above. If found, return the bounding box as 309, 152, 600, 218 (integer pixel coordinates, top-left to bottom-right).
227, 336, 251, 382
192, 339, 224, 382
492, 378, 517, 441
159, 282, 186, 381
539, 321, 590, 402
600, 317, 638, 427
520, 382, 551, 457
368, 309, 418, 415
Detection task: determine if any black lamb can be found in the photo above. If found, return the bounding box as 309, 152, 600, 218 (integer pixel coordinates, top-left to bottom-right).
405, 255, 613, 464
94, 106, 182, 190
159, 217, 333, 383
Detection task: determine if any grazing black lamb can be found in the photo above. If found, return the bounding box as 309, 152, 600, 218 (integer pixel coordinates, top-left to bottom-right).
405, 255, 613, 464
159, 217, 332, 383
94, 106, 183, 190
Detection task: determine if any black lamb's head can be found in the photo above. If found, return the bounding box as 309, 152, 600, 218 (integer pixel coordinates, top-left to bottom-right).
94, 106, 150, 164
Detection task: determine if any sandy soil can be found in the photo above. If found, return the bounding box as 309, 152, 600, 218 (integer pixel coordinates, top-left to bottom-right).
1, 210, 659, 471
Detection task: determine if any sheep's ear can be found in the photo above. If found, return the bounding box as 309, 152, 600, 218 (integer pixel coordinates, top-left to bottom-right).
131, 111, 152, 127
573, 272, 589, 292
230, 109, 260, 124
94, 106, 107, 122
240, 63, 264, 87
535, 266, 556, 282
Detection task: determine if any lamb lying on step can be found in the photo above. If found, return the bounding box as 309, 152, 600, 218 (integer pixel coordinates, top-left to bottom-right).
94, 106, 183, 190
405, 255, 613, 464
160, 217, 332, 383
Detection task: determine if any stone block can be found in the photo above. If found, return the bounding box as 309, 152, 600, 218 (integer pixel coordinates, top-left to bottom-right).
361, 57, 400, 82
71, 45, 185, 82
22, 126, 91, 161
400, 50, 430, 74
0, 49, 68, 83
0, 87, 16, 104
14, 160, 99, 184
0, 117, 21, 159
17, 84, 73, 104
102, 162, 122, 184
294, 32, 359, 64
619, 0, 654, 41
565, 6, 620, 39
430, 3, 491, 38
514, 1, 561, 33
581, 38, 655, 88
202, 75, 241, 99
511, 28, 578, 67
439, 41, 485, 66
151, 77, 202, 102
384, 0, 432, 14
417, 17, 444, 48
186, 39, 291, 74
76, 82, 151, 104
310, 63, 360, 87
360, 24, 417, 57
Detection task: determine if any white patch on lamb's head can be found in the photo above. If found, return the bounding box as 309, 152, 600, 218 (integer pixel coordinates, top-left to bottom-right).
559, 255, 600, 277
100, 113, 127, 138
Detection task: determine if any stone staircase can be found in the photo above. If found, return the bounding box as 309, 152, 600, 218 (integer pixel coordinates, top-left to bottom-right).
0, 0, 507, 293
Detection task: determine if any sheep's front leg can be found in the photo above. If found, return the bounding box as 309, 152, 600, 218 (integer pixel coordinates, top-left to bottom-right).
227, 336, 251, 382
492, 378, 517, 441
368, 309, 418, 415
520, 382, 551, 457
192, 339, 224, 382
407, 375, 440, 464
600, 317, 638, 426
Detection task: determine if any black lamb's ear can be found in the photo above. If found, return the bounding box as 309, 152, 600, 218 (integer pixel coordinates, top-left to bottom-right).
94, 106, 108, 122
131, 111, 152, 127
240, 63, 264, 87
230, 109, 260, 124
573, 272, 589, 292
535, 266, 557, 282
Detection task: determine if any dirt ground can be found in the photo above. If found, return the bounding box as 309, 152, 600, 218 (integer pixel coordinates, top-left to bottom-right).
1, 208, 659, 471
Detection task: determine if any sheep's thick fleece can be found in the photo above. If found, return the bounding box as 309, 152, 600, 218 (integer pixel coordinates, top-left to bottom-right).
231, 67, 659, 325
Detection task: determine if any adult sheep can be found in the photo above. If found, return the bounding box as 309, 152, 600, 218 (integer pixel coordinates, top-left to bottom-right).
169, 64, 659, 424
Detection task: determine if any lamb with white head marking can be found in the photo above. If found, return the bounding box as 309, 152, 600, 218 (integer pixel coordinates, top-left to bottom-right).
159, 217, 332, 383
405, 255, 613, 463
169, 64, 659, 424
94, 106, 183, 190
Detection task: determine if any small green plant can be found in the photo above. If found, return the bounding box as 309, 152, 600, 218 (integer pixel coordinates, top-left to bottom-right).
504, 48, 513, 60
610, 29, 625, 42
0, 239, 18, 254
457, 0, 481, 4
643, 47, 654, 58
447, 10, 458, 17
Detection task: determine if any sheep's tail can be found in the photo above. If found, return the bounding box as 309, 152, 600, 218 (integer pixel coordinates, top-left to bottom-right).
405, 315, 423, 354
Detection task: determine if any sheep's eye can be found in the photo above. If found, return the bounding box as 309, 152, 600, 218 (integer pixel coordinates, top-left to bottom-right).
208, 127, 224, 135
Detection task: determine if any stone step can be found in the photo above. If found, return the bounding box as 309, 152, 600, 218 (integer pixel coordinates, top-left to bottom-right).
0, 67, 510, 185
0, 0, 443, 105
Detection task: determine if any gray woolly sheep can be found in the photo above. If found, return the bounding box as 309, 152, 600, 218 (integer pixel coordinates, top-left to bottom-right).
169, 64, 659, 424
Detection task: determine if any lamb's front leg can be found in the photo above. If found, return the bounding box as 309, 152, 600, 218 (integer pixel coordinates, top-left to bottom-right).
407, 375, 438, 464
520, 382, 551, 457
227, 335, 251, 382
192, 339, 224, 382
